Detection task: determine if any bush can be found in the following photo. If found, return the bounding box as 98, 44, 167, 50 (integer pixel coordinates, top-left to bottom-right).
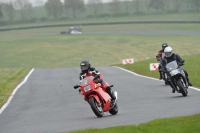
39, 17, 48, 22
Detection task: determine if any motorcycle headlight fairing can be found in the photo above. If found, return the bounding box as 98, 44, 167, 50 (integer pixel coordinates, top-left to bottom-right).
84, 85, 91, 92
170, 69, 179, 76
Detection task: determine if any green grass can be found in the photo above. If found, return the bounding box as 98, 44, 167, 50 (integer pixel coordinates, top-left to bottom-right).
69, 114, 200, 133
0, 33, 200, 68
0, 68, 30, 107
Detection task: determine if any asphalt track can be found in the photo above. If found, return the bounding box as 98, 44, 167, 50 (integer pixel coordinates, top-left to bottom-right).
0, 67, 200, 133
84, 30, 200, 35
1, 30, 200, 37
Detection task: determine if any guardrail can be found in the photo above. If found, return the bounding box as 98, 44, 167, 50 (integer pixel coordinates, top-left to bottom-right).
0, 21, 200, 32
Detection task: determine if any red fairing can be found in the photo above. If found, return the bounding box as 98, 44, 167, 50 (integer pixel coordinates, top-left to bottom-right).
79, 75, 113, 113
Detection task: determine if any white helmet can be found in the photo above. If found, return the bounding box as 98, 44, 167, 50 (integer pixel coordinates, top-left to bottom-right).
164, 46, 173, 58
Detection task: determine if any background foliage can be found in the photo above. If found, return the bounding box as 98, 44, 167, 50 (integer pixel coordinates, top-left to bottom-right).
0, 0, 200, 26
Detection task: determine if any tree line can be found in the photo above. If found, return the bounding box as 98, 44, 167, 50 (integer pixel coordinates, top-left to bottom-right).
0, 0, 200, 25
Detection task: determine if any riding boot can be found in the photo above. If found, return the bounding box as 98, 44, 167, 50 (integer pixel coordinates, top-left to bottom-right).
159, 71, 163, 80
186, 77, 192, 86
106, 87, 116, 101
188, 81, 192, 86
187, 78, 192, 86
184, 70, 192, 86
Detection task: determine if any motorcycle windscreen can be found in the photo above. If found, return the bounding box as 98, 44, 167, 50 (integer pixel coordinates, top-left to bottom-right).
80, 76, 94, 86
165, 61, 178, 72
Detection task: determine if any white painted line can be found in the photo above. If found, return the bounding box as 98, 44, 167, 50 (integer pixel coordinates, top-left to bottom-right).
0, 68, 35, 115
189, 87, 200, 91
113, 66, 200, 92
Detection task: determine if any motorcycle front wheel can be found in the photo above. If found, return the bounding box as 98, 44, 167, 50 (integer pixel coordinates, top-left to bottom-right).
177, 80, 187, 97
109, 102, 118, 115
89, 97, 104, 117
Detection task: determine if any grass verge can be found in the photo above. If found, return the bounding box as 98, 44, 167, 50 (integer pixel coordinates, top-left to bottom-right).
69, 114, 200, 133
0, 34, 200, 68
0, 68, 31, 108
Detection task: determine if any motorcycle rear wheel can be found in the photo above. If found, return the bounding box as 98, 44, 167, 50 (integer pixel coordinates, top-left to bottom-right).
89, 97, 104, 117
177, 80, 187, 97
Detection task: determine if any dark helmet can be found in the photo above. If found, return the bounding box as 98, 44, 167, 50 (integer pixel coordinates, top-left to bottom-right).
80, 60, 91, 73
162, 43, 168, 50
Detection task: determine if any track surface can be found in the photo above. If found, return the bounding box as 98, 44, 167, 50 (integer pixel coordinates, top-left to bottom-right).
84, 30, 200, 35
1, 30, 200, 37
0, 67, 200, 133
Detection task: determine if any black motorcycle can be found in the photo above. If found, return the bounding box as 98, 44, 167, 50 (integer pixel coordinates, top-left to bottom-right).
164, 61, 188, 96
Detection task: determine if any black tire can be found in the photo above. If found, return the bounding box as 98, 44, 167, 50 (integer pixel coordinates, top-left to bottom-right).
109, 103, 118, 115
88, 97, 104, 117
177, 80, 187, 97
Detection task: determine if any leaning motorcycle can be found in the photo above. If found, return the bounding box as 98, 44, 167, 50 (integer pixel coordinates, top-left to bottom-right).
74, 75, 118, 117
164, 61, 188, 96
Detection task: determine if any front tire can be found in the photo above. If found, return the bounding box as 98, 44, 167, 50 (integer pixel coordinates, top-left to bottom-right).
109, 103, 118, 115
177, 80, 187, 97
89, 97, 104, 117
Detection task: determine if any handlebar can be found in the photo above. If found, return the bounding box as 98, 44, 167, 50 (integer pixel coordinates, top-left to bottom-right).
178, 63, 184, 67
74, 85, 80, 89
93, 74, 100, 80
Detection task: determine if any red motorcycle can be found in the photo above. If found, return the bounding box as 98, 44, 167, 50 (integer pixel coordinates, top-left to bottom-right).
74, 75, 118, 117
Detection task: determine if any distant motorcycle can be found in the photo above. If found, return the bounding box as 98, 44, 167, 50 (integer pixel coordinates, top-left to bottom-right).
74, 75, 118, 117
164, 61, 188, 96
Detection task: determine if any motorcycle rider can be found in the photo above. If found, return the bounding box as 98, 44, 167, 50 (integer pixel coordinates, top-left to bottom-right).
156, 43, 169, 80
79, 60, 116, 102
161, 46, 192, 93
